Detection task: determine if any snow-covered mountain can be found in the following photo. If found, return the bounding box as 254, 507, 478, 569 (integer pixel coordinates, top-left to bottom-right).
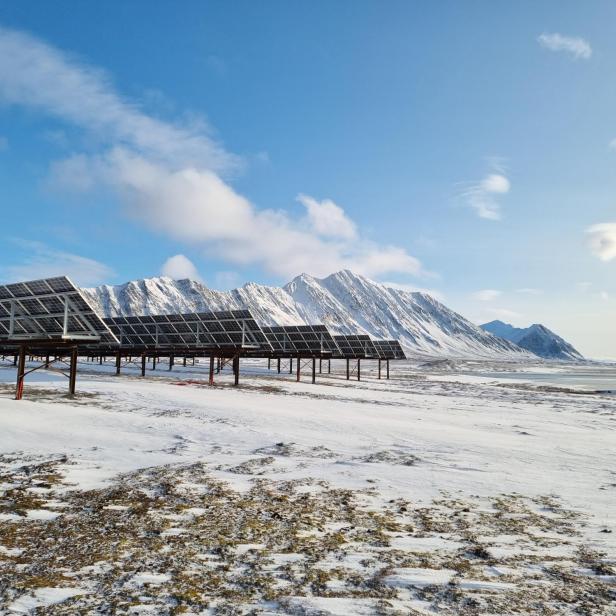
481, 320, 583, 361
84, 270, 531, 359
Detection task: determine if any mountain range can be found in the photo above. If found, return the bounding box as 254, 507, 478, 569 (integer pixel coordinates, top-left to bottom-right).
84, 270, 554, 360
480, 320, 582, 361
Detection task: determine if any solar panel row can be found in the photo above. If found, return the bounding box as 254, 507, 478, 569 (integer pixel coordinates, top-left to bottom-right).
103, 311, 271, 351
261, 325, 339, 356
0, 277, 407, 360
0, 276, 118, 345
332, 334, 379, 358
373, 340, 407, 360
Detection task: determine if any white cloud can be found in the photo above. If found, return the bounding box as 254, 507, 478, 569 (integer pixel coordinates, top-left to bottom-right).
538, 32, 592, 60
472, 289, 502, 301
460, 172, 510, 220
0, 25, 236, 171
161, 254, 202, 281
297, 194, 357, 240
599, 291, 610, 301
1, 240, 114, 286
586, 223, 616, 261
0, 25, 425, 282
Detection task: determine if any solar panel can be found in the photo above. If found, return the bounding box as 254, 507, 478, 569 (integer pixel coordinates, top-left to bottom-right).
373, 340, 407, 360
103, 309, 271, 351
332, 335, 379, 359
0, 276, 119, 345
261, 325, 340, 356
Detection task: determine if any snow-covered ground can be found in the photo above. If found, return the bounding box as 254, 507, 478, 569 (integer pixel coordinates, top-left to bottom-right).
0, 357, 614, 614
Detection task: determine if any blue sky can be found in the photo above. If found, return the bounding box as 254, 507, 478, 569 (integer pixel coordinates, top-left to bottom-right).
0, 1, 615, 357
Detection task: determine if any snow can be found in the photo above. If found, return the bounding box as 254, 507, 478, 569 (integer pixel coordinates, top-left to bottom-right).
1, 357, 615, 613
7, 587, 88, 613
0, 360, 614, 533
84, 269, 532, 359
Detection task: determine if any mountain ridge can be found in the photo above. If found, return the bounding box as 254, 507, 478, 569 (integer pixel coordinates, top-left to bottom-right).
84, 270, 533, 360
480, 320, 583, 361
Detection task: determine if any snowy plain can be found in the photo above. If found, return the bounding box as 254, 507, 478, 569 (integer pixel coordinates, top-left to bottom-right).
0, 356, 615, 614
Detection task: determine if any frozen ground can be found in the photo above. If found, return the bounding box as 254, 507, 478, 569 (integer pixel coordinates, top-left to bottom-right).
0, 357, 614, 614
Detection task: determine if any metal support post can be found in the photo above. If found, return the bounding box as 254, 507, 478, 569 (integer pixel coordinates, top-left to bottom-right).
69, 348, 78, 396
15, 345, 26, 400
233, 355, 240, 386
209, 355, 215, 386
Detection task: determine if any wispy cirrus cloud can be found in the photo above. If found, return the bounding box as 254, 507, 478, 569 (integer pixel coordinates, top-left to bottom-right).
0, 24, 425, 282
459, 166, 510, 220
537, 32, 592, 60
0, 239, 114, 286
586, 223, 616, 261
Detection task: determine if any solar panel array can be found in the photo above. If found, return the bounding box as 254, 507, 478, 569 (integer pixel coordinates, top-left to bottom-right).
261, 325, 340, 356
373, 339, 407, 360
104, 310, 271, 351
0, 276, 118, 345
332, 335, 379, 358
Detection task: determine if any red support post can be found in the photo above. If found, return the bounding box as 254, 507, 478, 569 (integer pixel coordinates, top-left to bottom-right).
209, 355, 215, 386
15, 345, 26, 400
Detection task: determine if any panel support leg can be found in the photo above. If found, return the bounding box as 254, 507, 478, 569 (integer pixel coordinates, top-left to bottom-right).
312, 357, 316, 384
268, 358, 271, 370
15, 345, 26, 400
378, 359, 381, 380
116, 351, 121, 375
277, 358, 281, 374
346, 358, 350, 380
141, 354, 146, 377
152, 356, 156, 370
69, 348, 78, 396
289, 357, 293, 374
209, 355, 215, 386
387, 359, 390, 380
183, 356, 187, 367
319, 358, 322, 374
296, 356, 301, 382
169, 354, 174, 371
357, 359, 361, 382
233, 355, 240, 386
328, 359, 331, 374
45, 354, 50, 369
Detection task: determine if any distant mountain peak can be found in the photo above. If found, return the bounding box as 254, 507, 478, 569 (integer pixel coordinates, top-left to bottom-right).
481, 320, 582, 361
84, 270, 534, 360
